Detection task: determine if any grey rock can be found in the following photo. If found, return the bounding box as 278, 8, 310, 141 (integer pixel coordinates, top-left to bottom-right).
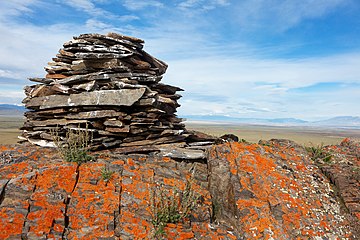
64, 110, 126, 119
20, 32, 193, 150
75, 52, 133, 59
25, 89, 146, 109
158, 147, 206, 160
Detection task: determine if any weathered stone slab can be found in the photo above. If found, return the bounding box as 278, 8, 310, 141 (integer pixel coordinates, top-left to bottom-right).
158, 147, 206, 160
104, 119, 124, 127
105, 126, 130, 133
75, 52, 133, 59
141, 50, 168, 74
120, 135, 186, 147
25, 89, 146, 109
113, 145, 160, 154
28, 77, 53, 84
76, 33, 144, 49
152, 83, 184, 94
46, 73, 68, 79
64, 110, 126, 119
72, 80, 96, 91
59, 72, 134, 85
25, 108, 67, 118
45, 62, 72, 72
76, 59, 130, 71
59, 49, 75, 58
23, 119, 87, 127
63, 38, 91, 47
24, 138, 56, 147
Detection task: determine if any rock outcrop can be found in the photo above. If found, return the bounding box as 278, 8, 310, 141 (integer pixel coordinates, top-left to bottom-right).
20, 33, 206, 152
2, 32, 358, 239
321, 138, 360, 234
1, 139, 359, 239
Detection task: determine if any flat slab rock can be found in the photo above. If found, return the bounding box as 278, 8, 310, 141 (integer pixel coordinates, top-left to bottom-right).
25, 88, 146, 109
157, 146, 207, 160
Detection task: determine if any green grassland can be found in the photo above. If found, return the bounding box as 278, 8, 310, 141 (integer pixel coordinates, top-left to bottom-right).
1, 116, 360, 146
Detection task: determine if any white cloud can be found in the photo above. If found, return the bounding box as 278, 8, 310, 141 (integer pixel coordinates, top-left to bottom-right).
177, 0, 230, 12
61, 0, 108, 16
122, 0, 164, 10
0, 69, 23, 80
0, 90, 25, 104
118, 15, 140, 21
231, 0, 348, 31
178, 0, 203, 9
58, 0, 139, 22
0, 21, 75, 80
164, 52, 360, 119
0, 0, 39, 20
85, 19, 114, 31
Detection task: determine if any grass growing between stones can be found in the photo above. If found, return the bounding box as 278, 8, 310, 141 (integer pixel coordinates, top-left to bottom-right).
101, 167, 114, 182
150, 179, 199, 238
51, 125, 93, 163
305, 143, 332, 163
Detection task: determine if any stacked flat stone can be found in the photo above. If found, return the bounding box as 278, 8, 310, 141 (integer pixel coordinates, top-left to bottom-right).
20, 33, 189, 150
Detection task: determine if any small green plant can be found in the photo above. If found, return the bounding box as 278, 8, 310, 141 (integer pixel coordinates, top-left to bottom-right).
150, 179, 199, 238
305, 143, 332, 163
239, 138, 249, 143
101, 167, 114, 182
51, 124, 93, 163
258, 140, 271, 147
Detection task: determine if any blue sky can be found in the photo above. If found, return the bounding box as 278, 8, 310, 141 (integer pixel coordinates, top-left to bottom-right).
0, 0, 359, 120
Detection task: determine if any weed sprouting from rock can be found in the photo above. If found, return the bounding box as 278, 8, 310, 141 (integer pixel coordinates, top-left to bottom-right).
51, 124, 93, 163
150, 179, 199, 238
101, 167, 114, 182
306, 143, 332, 163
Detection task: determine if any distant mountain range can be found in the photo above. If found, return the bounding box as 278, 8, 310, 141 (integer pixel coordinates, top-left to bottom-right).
1, 104, 359, 128
181, 115, 360, 128
0, 104, 25, 117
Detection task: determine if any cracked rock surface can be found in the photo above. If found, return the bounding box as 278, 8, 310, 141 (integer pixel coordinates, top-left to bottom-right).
0, 139, 359, 239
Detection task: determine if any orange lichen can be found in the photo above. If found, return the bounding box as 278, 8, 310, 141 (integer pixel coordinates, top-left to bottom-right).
0, 142, 356, 239
209, 142, 353, 238
0, 210, 25, 238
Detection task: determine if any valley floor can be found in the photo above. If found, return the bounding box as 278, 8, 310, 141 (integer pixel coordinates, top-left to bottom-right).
1, 116, 360, 146
186, 121, 360, 146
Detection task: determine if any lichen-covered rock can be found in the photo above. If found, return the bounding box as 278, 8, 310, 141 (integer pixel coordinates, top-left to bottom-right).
0, 144, 233, 239
0, 140, 359, 239
320, 138, 360, 235
208, 140, 356, 239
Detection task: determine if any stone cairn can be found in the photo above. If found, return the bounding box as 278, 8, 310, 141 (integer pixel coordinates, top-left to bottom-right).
20, 33, 214, 157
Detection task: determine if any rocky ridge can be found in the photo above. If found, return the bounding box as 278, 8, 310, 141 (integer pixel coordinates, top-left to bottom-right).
2, 32, 359, 239
0, 138, 359, 239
